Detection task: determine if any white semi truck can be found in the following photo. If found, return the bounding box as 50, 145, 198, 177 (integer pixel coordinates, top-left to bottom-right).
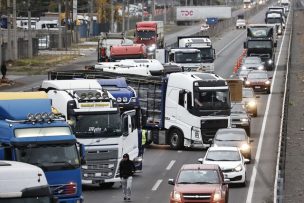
0, 161, 56, 203
40, 79, 141, 187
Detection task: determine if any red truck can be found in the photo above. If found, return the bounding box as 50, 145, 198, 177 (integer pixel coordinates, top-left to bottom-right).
134, 21, 164, 51
109, 44, 147, 61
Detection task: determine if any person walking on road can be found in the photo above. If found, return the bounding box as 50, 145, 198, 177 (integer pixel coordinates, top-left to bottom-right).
119, 153, 135, 202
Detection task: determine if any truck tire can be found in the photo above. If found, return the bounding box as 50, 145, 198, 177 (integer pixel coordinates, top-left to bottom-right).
169, 129, 184, 150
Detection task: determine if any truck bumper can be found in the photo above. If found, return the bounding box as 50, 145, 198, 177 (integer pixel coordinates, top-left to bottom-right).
58, 196, 84, 203
184, 138, 210, 149
82, 177, 121, 185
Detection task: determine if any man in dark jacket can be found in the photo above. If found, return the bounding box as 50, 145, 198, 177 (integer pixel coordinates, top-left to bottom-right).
119, 153, 135, 201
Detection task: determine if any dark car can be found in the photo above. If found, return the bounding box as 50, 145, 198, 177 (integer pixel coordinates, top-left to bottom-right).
244, 70, 272, 94
231, 102, 251, 136
242, 87, 260, 117
168, 164, 229, 203
212, 128, 253, 160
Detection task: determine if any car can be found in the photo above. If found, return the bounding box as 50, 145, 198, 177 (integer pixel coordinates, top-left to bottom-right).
200, 146, 249, 186
242, 87, 259, 117
241, 56, 265, 71
200, 23, 210, 31
245, 70, 272, 94
236, 19, 246, 29
231, 102, 251, 136
168, 164, 229, 203
235, 68, 252, 83
212, 128, 254, 160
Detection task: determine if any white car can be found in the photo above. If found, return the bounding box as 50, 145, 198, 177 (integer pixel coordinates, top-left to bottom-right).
199, 146, 249, 186
200, 23, 210, 31
236, 19, 246, 29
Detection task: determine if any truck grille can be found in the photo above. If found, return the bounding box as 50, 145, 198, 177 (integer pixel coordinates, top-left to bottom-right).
183, 193, 211, 201
50, 183, 77, 196
201, 119, 229, 143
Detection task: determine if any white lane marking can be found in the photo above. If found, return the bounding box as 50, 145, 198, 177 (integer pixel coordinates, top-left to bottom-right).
273, 14, 293, 202
152, 179, 163, 191
245, 11, 291, 203
177, 150, 182, 153
166, 160, 176, 170
217, 30, 246, 56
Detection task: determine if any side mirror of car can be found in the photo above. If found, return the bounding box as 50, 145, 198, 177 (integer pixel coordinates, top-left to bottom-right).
269, 76, 273, 80
198, 158, 204, 164
244, 158, 250, 164
168, 178, 175, 185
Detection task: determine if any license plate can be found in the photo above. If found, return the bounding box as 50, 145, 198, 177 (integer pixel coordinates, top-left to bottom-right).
255, 86, 261, 89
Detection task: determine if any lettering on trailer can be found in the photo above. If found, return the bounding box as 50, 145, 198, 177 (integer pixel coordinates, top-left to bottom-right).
181, 10, 194, 17
80, 102, 111, 108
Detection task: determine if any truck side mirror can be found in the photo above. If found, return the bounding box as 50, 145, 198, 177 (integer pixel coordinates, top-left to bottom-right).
243, 42, 247, 49
122, 115, 129, 136
213, 49, 216, 59
186, 92, 192, 110
168, 178, 175, 185
79, 143, 86, 165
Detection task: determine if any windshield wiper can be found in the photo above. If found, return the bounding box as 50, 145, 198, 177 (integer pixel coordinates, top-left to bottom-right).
177, 182, 192, 184
191, 181, 214, 184
206, 158, 216, 161
53, 161, 78, 169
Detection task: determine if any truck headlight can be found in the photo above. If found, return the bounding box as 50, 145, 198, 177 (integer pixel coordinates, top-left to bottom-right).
173, 191, 182, 201
245, 81, 250, 85
117, 97, 122, 102
258, 65, 264, 70
234, 164, 243, 172
248, 101, 256, 107
148, 44, 156, 52
241, 118, 249, 123
268, 59, 273, 64
240, 143, 250, 152
213, 190, 222, 201
123, 97, 128, 103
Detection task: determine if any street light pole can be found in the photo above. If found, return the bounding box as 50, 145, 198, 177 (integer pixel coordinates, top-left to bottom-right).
58, 0, 62, 49
7, 0, 11, 61
27, 0, 32, 58
12, 0, 17, 60
111, 0, 114, 32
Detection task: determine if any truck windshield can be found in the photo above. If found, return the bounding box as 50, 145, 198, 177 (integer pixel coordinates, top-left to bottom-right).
137, 31, 155, 39
198, 48, 214, 61
0, 197, 51, 203
247, 40, 272, 49
15, 144, 80, 171
70, 113, 122, 138
194, 89, 230, 110
266, 18, 282, 24
175, 52, 201, 63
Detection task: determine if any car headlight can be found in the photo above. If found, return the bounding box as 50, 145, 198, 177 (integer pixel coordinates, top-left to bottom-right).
245, 81, 250, 85
240, 143, 250, 152
268, 59, 273, 64
248, 101, 256, 107
213, 190, 222, 201
241, 66, 247, 70
258, 65, 264, 70
265, 80, 271, 85
241, 118, 249, 123
234, 164, 243, 172
173, 191, 182, 201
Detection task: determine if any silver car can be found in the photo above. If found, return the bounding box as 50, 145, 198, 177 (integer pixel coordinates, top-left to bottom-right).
241, 57, 265, 71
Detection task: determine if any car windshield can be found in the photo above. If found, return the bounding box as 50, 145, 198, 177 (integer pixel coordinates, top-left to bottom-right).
137, 30, 155, 39
70, 113, 122, 138
1, 197, 52, 203
244, 57, 261, 64
231, 103, 246, 113
216, 130, 246, 141
15, 144, 80, 171
247, 40, 272, 49
177, 169, 220, 184
247, 72, 268, 79
206, 150, 241, 161
243, 88, 254, 97
194, 89, 230, 109
175, 52, 201, 63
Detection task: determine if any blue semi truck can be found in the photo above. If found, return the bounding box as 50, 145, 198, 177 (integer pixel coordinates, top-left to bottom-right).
0, 92, 85, 203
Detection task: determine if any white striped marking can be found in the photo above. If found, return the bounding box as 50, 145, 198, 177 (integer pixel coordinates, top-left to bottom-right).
166, 160, 176, 170
245, 10, 291, 203
177, 150, 182, 153
152, 179, 163, 191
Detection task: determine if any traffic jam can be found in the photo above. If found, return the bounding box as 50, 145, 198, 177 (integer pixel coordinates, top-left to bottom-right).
0, 0, 291, 203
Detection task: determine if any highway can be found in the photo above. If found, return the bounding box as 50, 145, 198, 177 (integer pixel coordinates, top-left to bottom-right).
2, 3, 292, 203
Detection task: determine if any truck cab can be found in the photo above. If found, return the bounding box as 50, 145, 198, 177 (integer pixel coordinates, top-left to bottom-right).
0, 92, 84, 203
0, 161, 57, 203
134, 21, 164, 49
177, 36, 216, 72
40, 79, 141, 186
265, 11, 285, 34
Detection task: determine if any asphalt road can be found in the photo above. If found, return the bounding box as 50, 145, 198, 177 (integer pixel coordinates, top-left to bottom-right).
1, 3, 293, 203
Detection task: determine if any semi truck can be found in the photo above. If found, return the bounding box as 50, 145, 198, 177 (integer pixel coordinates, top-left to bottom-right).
265, 11, 285, 34
244, 0, 252, 8
40, 79, 142, 186
0, 92, 85, 203
175, 6, 232, 25
0, 161, 57, 203
244, 24, 277, 70
134, 21, 164, 51
177, 36, 216, 72
98, 32, 133, 62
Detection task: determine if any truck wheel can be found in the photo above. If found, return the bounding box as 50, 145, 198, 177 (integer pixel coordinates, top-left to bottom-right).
169, 129, 184, 150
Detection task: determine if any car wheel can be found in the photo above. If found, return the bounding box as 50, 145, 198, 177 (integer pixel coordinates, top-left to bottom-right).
169, 129, 184, 150
246, 126, 251, 137
253, 109, 257, 117
241, 175, 247, 187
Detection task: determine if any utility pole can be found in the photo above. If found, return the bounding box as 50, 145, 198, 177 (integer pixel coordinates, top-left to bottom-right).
164, 3, 166, 24
65, 0, 69, 51
122, 0, 125, 32
12, 0, 17, 60
27, 0, 32, 58
110, 0, 114, 32
89, 0, 93, 36
58, 0, 62, 49
7, 0, 11, 60
152, 0, 155, 20
127, 0, 130, 30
